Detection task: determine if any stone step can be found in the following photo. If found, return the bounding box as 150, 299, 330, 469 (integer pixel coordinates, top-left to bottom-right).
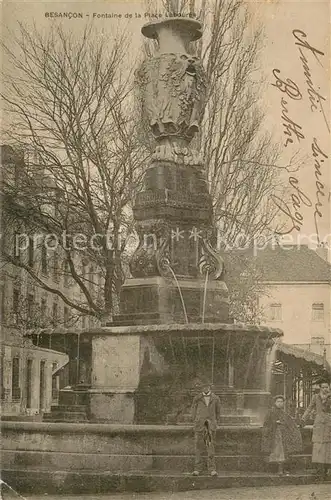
50, 405, 87, 412
45, 411, 88, 417
0, 414, 43, 422
0, 468, 320, 495
42, 418, 89, 423
43, 412, 88, 422
2, 449, 312, 472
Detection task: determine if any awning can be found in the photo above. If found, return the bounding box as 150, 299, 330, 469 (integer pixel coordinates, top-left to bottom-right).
276, 342, 330, 369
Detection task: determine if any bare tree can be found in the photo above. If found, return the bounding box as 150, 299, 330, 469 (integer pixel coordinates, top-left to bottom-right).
195, 0, 288, 245
145, 0, 294, 244
223, 251, 268, 324
1, 23, 148, 323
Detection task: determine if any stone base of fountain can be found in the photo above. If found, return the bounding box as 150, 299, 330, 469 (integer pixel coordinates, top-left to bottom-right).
1, 420, 317, 495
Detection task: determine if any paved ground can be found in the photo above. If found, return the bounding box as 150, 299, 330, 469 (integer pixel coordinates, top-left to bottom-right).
2, 484, 331, 500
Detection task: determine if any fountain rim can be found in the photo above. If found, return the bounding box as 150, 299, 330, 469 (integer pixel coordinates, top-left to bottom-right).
141, 17, 203, 41
0, 420, 266, 434
35, 323, 283, 338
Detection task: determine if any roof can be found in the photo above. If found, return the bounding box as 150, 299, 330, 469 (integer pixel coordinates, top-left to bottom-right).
225, 245, 331, 283
276, 342, 329, 369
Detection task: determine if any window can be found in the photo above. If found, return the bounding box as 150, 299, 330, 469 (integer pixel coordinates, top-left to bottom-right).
53, 251, 59, 281
27, 293, 34, 320
89, 266, 95, 290
269, 303, 282, 321
14, 161, 20, 186
81, 262, 87, 282
1, 284, 5, 323
64, 261, 70, 287
64, 306, 69, 327
1, 356, 5, 400
24, 149, 40, 166
12, 288, 20, 323
311, 336, 325, 345
39, 360, 46, 410
52, 302, 58, 325
52, 362, 58, 401
26, 359, 33, 409
13, 232, 21, 262
40, 298, 47, 320
41, 244, 48, 275
28, 237, 34, 267
312, 303, 324, 322
12, 357, 20, 400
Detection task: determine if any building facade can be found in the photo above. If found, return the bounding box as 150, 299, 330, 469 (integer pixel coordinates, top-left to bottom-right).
257, 244, 331, 364
0, 145, 97, 416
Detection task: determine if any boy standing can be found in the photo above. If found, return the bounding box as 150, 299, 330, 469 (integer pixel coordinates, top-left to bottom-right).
191, 379, 221, 476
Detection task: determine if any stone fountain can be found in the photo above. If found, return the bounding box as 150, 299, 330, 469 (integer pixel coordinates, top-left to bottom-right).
2, 17, 318, 496
43, 16, 282, 425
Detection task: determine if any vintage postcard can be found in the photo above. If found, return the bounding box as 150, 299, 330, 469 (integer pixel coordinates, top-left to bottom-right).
1, 0, 330, 498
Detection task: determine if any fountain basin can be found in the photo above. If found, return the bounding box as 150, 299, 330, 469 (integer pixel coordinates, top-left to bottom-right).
44, 323, 282, 425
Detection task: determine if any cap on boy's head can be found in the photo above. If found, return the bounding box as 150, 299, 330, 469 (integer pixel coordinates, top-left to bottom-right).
197, 377, 212, 389
273, 394, 285, 402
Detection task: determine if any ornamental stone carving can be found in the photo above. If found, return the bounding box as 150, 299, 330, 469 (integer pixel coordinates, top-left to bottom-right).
136, 18, 207, 148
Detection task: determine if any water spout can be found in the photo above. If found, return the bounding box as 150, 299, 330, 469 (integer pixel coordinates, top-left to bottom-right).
168, 334, 176, 362
211, 335, 215, 385
202, 269, 209, 324
164, 264, 189, 367
165, 264, 189, 324
243, 336, 260, 389
266, 340, 278, 392
224, 332, 231, 385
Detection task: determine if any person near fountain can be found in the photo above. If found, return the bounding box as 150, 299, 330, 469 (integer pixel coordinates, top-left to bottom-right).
191, 379, 220, 477
261, 395, 303, 475
301, 377, 331, 481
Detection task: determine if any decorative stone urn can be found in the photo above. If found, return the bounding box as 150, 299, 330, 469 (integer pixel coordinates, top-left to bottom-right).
136, 18, 206, 151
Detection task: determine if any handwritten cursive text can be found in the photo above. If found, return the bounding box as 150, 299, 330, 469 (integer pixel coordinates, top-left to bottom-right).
293, 30, 329, 131
272, 176, 312, 234
272, 69, 304, 147
311, 137, 328, 240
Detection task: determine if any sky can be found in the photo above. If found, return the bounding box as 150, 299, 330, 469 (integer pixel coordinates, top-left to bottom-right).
2, 0, 330, 250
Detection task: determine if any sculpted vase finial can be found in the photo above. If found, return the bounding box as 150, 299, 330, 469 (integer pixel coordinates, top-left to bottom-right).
136, 17, 206, 164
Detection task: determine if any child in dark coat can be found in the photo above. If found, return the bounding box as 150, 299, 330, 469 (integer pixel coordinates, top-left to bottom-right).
261, 395, 303, 474
191, 379, 221, 476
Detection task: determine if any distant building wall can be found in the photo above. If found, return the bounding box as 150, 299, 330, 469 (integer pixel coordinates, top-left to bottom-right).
1, 341, 68, 416
260, 282, 331, 360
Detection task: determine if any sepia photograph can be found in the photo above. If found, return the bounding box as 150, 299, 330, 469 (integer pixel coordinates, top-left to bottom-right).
0, 0, 330, 498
